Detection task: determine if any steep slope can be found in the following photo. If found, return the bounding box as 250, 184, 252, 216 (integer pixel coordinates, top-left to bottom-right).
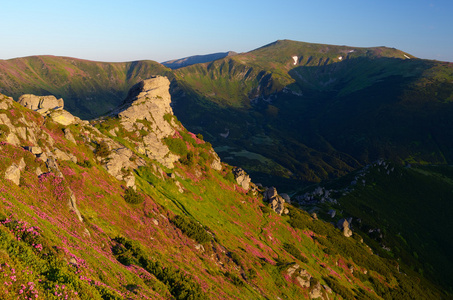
162, 51, 237, 69
0, 56, 172, 119
0, 80, 445, 299
294, 161, 453, 293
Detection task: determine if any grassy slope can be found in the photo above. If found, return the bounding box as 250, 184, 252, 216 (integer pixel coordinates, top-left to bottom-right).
0, 56, 172, 119
0, 95, 444, 299
334, 163, 453, 292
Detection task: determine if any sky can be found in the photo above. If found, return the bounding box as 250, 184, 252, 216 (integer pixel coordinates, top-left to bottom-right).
1, 0, 452, 63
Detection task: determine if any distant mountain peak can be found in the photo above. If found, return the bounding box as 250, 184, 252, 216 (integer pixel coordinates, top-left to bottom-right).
162, 51, 238, 69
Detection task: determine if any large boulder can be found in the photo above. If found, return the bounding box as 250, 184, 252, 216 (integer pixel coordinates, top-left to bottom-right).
263, 186, 288, 215
18, 95, 64, 114
233, 167, 251, 190
4, 163, 21, 185
337, 218, 353, 237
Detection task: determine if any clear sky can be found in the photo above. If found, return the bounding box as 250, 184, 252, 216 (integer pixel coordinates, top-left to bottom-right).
1, 0, 452, 63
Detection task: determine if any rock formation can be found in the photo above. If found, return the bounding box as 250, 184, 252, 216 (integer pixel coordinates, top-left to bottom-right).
108, 76, 179, 168
337, 218, 353, 237
232, 167, 251, 190
17, 94, 78, 126
263, 186, 288, 215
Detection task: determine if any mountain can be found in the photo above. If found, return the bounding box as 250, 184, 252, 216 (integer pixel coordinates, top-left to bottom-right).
170, 39, 453, 186
1, 80, 445, 299
0, 56, 172, 120
162, 51, 237, 69
1, 41, 451, 188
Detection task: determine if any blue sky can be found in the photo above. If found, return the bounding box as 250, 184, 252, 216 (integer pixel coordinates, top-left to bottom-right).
1, 0, 452, 62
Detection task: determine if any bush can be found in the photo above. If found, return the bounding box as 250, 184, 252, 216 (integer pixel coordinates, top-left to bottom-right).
171, 215, 212, 244
179, 151, 195, 166
163, 137, 188, 156
322, 276, 356, 300
95, 140, 111, 158
283, 243, 309, 263
112, 236, 206, 299
123, 187, 144, 204
77, 160, 93, 168
224, 271, 244, 287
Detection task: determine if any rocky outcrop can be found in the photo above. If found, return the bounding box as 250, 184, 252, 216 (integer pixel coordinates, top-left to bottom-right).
309, 282, 323, 299
108, 76, 179, 168
210, 149, 222, 171
4, 158, 26, 185
17, 94, 80, 126
18, 95, 64, 114
264, 186, 288, 215
233, 167, 251, 190
337, 218, 353, 237
286, 264, 312, 289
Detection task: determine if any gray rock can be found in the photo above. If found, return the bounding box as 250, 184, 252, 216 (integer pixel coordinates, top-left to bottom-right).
286, 264, 300, 277
5, 163, 21, 185
25, 146, 43, 155
63, 128, 77, 143
18, 94, 64, 114
210, 150, 222, 171
264, 186, 278, 201
68, 188, 83, 222
309, 282, 322, 299
337, 218, 353, 237
280, 193, 291, 203
328, 209, 336, 218
232, 167, 251, 190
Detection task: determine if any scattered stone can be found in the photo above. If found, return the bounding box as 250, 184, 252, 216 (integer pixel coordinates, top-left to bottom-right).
280, 193, 291, 203
323, 285, 332, 294
264, 186, 286, 215
309, 282, 322, 299
68, 188, 83, 222
311, 212, 318, 220
286, 264, 300, 277
328, 209, 336, 218
35, 167, 44, 176
195, 244, 205, 252
63, 128, 77, 143
25, 146, 43, 155
175, 181, 184, 193
5, 163, 21, 185
152, 219, 159, 226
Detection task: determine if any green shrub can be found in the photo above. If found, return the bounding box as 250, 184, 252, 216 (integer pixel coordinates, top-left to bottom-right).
0, 124, 10, 141
112, 236, 206, 299
260, 205, 273, 215
171, 215, 212, 244
179, 151, 195, 166
123, 187, 144, 204
95, 140, 111, 158
163, 137, 188, 156
322, 276, 355, 300
283, 243, 308, 263
224, 171, 235, 183
77, 159, 93, 168
224, 271, 244, 287
229, 251, 242, 266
